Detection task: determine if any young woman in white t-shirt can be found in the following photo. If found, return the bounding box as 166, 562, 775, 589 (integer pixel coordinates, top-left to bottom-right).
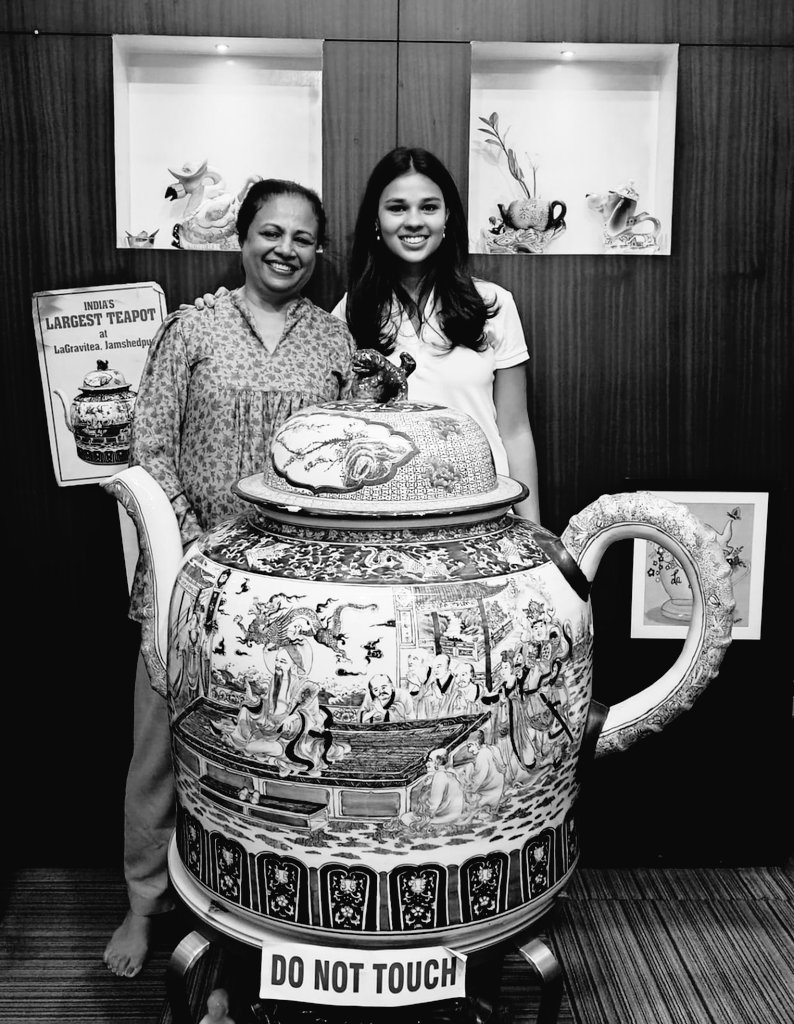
332, 146, 539, 521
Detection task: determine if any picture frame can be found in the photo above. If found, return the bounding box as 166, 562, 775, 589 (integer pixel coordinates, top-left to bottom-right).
630, 490, 769, 640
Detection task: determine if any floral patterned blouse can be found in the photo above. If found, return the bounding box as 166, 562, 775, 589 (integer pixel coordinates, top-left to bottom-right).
129, 289, 355, 620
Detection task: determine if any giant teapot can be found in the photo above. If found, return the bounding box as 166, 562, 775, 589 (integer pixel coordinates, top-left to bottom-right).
105, 396, 733, 954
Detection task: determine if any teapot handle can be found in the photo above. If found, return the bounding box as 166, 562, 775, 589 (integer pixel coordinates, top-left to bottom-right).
548, 200, 567, 230
561, 492, 735, 757
629, 212, 662, 239
103, 467, 186, 697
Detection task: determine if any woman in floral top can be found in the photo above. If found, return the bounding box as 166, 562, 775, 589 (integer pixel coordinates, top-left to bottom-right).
104, 179, 355, 978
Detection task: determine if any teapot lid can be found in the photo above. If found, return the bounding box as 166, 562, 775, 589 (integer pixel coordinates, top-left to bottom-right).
80, 360, 130, 391
235, 399, 526, 518
613, 180, 639, 202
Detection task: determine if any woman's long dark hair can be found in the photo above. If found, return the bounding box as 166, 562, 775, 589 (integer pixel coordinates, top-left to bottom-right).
346, 147, 496, 353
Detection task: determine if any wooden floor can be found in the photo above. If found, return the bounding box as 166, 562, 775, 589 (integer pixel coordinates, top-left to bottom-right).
1, 865, 793, 1024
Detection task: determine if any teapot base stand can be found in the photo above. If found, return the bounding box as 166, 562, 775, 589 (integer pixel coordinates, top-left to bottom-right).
166, 927, 562, 1024
165, 839, 562, 1024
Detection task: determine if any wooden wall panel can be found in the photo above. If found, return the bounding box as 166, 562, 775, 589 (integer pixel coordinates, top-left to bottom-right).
396, 40, 792, 865
1, 0, 398, 40
398, 0, 794, 45
397, 42, 471, 184
1, 34, 137, 866
321, 41, 399, 297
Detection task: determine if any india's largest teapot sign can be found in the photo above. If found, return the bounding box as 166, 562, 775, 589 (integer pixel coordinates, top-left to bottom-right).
32, 282, 165, 485
106, 393, 733, 957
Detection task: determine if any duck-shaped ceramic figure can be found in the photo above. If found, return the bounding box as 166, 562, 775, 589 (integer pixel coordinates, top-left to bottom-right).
165, 158, 223, 213
166, 158, 261, 250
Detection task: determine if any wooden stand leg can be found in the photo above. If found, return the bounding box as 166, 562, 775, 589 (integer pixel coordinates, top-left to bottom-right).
514, 935, 563, 1024
166, 928, 214, 1024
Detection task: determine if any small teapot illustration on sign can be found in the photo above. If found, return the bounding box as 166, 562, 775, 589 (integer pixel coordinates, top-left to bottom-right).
54, 360, 137, 466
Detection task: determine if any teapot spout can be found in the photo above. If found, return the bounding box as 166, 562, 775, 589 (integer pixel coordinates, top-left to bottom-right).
103, 467, 185, 694
53, 389, 73, 432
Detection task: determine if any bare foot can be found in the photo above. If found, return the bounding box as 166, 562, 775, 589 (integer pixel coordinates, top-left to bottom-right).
103, 910, 152, 978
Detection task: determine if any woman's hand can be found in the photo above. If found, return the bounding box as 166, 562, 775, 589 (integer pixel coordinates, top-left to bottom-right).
179, 286, 230, 312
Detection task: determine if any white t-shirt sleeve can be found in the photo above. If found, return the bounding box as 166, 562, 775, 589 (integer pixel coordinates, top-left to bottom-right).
477, 281, 529, 369
330, 293, 348, 322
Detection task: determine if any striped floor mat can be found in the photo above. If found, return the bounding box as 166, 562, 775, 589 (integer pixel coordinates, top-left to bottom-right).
1, 867, 792, 1023
549, 866, 794, 1024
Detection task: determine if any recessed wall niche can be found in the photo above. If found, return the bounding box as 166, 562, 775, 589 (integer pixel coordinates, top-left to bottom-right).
113, 35, 323, 251
468, 42, 678, 256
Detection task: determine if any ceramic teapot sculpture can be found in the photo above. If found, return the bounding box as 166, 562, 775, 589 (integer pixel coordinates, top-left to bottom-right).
55, 360, 137, 465
586, 180, 662, 253
125, 228, 159, 248
105, 390, 733, 956
498, 198, 566, 234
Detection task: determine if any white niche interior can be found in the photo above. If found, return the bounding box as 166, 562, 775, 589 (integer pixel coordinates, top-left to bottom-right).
113, 35, 323, 250
468, 42, 678, 256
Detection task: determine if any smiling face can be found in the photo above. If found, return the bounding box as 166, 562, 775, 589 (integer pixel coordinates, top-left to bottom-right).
241, 193, 319, 306
376, 171, 448, 275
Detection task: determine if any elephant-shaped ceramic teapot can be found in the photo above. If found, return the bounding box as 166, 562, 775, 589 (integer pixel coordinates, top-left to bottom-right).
104, 396, 733, 957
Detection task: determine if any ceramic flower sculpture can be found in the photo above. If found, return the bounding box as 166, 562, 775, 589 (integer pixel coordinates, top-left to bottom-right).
478, 112, 566, 254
